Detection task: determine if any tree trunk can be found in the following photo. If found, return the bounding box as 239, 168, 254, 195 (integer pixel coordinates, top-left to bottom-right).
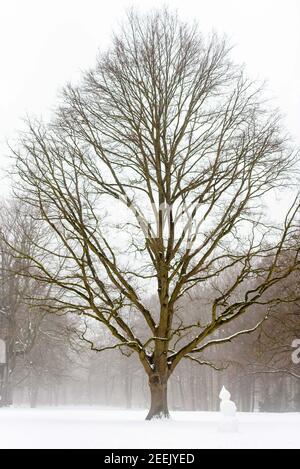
146, 373, 170, 420
30, 385, 39, 409
0, 364, 12, 407
125, 373, 133, 409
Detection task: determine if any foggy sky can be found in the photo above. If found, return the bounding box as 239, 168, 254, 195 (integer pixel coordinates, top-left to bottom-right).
0, 0, 299, 192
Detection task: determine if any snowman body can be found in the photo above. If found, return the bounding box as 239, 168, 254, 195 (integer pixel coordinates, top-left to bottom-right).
220, 399, 237, 418
219, 386, 239, 433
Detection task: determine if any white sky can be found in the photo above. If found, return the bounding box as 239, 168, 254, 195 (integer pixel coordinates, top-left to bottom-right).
0, 0, 299, 194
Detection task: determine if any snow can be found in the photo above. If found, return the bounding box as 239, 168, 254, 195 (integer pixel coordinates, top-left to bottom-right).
219, 386, 238, 433
219, 387, 237, 418
219, 386, 231, 402
0, 408, 299, 449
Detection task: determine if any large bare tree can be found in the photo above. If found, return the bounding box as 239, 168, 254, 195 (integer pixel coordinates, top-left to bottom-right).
6, 10, 300, 419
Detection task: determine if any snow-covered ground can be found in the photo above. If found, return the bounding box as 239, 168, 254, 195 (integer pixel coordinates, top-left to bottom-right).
0, 408, 299, 449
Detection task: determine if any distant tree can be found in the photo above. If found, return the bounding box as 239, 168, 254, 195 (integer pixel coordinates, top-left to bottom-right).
0, 202, 77, 406
6, 10, 300, 419
14, 312, 79, 408
245, 263, 300, 409
0, 203, 47, 405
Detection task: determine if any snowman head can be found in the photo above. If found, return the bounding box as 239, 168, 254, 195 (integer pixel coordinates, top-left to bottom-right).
219, 386, 231, 401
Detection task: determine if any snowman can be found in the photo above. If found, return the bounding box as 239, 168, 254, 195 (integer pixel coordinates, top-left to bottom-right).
219, 386, 239, 433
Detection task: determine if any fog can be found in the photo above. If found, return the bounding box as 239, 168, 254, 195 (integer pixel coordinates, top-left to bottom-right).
1, 0, 299, 144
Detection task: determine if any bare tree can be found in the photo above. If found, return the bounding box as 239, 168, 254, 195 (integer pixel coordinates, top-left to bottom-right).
6, 10, 300, 419
0, 202, 77, 406
246, 264, 300, 384
0, 203, 47, 405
